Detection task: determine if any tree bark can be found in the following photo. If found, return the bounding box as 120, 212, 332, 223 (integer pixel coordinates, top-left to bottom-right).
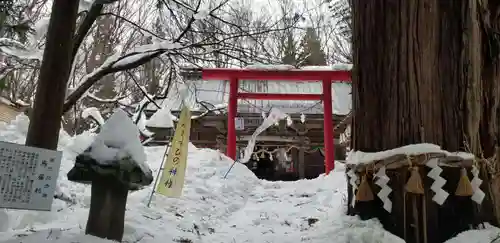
479, 0, 500, 158
24, 0, 79, 149
350, 0, 495, 242
480, 0, 500, 226
351, 0, 482, 153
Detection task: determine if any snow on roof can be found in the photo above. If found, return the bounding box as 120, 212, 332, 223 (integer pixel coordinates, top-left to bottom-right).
0, 96, 29, 109
346, 143, 475, 165
246, 64, 295, 70
88, 109, 151, 175
81, 107, 105, 126
137, 111, 155, 137
146, 104, 174, 128
149, 65, 352, 115
0, 38, 43, 61
245, 64, 353, 71
0, 97, 15, 107
300, 64, 353, 71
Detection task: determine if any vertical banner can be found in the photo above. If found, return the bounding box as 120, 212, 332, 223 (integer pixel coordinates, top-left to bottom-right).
156, 105, 192, 198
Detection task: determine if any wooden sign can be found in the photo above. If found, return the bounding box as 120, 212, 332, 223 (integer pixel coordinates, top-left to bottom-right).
0, 141, 62, 211
235, 117, 245, 131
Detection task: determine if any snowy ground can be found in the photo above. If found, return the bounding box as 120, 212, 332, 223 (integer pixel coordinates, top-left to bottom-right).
0, 116, 497, 243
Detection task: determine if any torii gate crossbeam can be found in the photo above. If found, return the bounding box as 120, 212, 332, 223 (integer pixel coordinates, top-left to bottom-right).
201, 68, 351, 174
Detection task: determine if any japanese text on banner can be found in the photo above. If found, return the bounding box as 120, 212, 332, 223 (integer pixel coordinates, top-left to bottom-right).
156, 105, 191, 198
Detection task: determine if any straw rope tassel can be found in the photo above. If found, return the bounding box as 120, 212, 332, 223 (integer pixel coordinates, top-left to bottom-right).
455, 167, 473, 196
356, 174, 374, 201
406, 166, 424, 194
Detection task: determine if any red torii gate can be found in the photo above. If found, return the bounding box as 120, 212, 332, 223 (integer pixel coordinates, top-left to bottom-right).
201, 68, 351, 173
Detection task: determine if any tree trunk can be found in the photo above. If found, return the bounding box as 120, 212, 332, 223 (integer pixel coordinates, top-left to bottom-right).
349, 0, 496, 242
351, 0, 483, 153
480, 0, 500, 226
24, 0, 79, 149
479, 0, 500, 158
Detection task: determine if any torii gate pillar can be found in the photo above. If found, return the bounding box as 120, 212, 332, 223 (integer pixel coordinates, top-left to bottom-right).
322, 79, 334, 173
226, 77, 238, 160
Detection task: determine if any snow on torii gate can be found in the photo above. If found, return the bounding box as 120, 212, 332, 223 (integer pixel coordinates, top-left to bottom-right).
201, 68, 351, 173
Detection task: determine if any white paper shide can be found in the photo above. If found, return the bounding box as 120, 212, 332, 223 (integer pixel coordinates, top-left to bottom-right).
346, 168, 359, 207
426, 158, 449, 205
374, 166, 392, 212
470, 165, 485, 204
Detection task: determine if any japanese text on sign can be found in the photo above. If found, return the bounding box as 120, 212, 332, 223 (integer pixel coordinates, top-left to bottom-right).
0, 141, 62, 211
163, 123, 186, 189
156, 105, 191, 198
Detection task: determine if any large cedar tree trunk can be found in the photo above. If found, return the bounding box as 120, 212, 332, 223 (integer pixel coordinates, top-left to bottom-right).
479, 0, 500, 225
349, 1, 497, 242
25, 0, 79, 149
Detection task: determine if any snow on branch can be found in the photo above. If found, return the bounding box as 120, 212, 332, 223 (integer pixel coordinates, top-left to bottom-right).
63, 44, 179, 113
62, 0, 301, 114
82, 107, 105, 123
86, 93, 128, 103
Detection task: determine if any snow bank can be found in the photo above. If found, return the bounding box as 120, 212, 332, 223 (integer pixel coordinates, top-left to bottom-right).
0, 115, 72, 148
0, 114, 258, 242
0, 115, 490, 243
302, 215, 404, 243
444, 225, 500, 243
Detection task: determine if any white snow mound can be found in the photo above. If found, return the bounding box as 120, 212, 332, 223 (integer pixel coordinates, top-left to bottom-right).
88, 109, 151, 175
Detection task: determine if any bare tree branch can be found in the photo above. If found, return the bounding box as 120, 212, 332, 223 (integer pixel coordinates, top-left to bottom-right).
99, 12, 166, 40
71, 3, 104, 63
